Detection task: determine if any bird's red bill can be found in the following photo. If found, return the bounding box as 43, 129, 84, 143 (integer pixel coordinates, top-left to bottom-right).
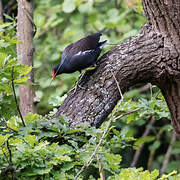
52, 70, 55, 79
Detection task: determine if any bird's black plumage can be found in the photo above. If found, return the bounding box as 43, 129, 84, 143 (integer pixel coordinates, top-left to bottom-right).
52, 32, 106, 78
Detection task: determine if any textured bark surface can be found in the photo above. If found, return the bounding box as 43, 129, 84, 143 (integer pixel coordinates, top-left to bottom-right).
17, 0, 36, 117
54, 0, 180, 134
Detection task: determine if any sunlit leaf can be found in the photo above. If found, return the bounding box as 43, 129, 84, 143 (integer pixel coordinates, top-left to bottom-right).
62, 0, 76, 13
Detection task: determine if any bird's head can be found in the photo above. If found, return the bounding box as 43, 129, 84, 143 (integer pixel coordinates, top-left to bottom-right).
52, 64, 62, 79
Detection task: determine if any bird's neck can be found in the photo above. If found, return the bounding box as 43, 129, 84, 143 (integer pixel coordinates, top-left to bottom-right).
55, 63, 63, 75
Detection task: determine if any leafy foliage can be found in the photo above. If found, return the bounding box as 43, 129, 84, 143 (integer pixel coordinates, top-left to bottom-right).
0, 21, 32, 119
0, 114, 179, 179
0, 0, 180, 179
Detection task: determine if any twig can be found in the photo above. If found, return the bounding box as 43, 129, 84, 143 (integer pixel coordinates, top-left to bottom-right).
6, 140, 12, 166
4, 0, 16, 15
110, 69, 122, 97
114, 108, 141, 121
7, 140, 15, 180
147, 129, 163, 170
138, 83, 151, 93
96, 154, 105, 180
74, 108, 141, 179
4, 0, 15, 9
160, 131, 176, 175
130, 116, 156, 167
74, 116, 112, 180
11, 66, 26, 127
155, 89, 161, 98
149, 83, 153, 100
74, 70, 123, 180
1, 147, 9, 163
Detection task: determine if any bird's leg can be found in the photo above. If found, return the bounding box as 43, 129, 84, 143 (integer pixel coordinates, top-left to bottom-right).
72, 71, 86, 94
72, 64, 97, 94
86, 64, 97, 71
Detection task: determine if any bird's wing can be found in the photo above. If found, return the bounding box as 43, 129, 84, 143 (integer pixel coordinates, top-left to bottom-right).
69, 49, 97, 70
71, 40, 106, 60
62, 32, 102, 58
69, 40, 107, 68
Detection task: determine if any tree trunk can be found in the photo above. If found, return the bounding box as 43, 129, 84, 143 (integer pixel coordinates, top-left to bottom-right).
16, 0, 36, 117
0, 0, 3, 22
54, 0, 180, 135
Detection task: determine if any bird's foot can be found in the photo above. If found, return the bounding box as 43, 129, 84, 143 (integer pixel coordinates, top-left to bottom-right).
72, 72, 86, 94
73, 82, 86, 94
86, 64, 97, 71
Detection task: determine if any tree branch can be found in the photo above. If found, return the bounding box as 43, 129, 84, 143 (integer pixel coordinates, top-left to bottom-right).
1, 140, 16, 180
53, 0, 180, 135
53, 25, 164, 128
160, 131, 176, 175
96, 154, 105, 180
147, 129, 164, 170
11, 66, 26, 127
130, 116, 156, 167
0, 0, 3, 22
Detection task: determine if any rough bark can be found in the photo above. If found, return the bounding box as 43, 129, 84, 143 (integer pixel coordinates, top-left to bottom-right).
54, 0, 180, 135
17, 0, 36, 117
0, 0, 3, 22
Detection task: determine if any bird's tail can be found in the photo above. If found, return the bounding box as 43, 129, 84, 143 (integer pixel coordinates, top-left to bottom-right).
98, 40, 107, 49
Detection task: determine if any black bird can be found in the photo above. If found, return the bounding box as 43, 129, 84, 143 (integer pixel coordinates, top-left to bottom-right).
52, 32, 107, 79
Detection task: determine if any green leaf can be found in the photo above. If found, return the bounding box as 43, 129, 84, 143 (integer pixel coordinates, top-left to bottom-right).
158, 170, 177, 180
171, 148, 180, 154
7, 116, 19, 131
113, 168, 159, 180
149, 141, 161, 151
61, 162, 75, 172
25, 113, 41, 123
78, 1, 93, 14
105, 153, 122, 170
34, 167, 52, 175
24, 135, 37, 147
62, 0, 76, 13
134, 136, 155, 148
56, 155, 72, 162
0, 53, 8, 67
3, 13, 14, 21
13, 76, 29, 84
15, 64, 32, 76
0, 134, 9, 146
